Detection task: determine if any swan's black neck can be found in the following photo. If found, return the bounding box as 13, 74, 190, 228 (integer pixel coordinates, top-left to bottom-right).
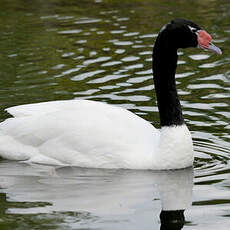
152, 31, 184, 127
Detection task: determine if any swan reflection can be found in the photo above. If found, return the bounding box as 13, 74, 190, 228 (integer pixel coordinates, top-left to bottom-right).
156, 167, 193, 230
0, 161, 193, 229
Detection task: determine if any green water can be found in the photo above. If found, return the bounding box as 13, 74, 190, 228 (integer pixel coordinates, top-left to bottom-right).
0, 0, 230, 229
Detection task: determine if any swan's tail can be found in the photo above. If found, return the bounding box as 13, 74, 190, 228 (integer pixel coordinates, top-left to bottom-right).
0, 135, 33, 161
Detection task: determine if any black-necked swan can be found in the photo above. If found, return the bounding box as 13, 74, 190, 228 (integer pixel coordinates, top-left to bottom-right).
0, 19, 221, 169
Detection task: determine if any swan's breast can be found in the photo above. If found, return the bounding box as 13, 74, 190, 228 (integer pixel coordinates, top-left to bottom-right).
155, 125, 194, 169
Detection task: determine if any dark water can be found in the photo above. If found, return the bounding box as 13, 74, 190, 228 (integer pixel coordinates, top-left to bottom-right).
0, 0, 230, 229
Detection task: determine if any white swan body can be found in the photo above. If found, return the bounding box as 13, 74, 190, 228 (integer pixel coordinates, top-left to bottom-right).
0, 100, 193, 169
0, 19, 220, 169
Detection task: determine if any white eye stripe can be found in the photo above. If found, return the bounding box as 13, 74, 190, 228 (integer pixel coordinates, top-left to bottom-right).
160, 24, 168, 33
188, 25, 200, 34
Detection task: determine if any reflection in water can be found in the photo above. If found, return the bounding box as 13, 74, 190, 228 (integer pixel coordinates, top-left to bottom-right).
0, 161, 193, 229
160, 210, 185, 230
156, 168, 193, 230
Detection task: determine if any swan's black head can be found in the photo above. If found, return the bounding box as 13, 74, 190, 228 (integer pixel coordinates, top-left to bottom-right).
157, 18, 221, 54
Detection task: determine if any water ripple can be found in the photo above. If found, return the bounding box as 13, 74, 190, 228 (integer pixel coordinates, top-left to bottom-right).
74, 18, 102, 24
71, 70, 105, 81
189, 54, 210, 60
83, 57, 111, 65
88, 74, 129, 84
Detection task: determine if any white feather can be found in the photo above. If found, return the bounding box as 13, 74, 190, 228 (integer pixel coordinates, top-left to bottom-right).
0, 100, 193, 169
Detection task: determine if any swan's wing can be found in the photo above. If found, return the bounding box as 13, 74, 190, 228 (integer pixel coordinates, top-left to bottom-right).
0, 100, 160, 169
6, 100, 90, 117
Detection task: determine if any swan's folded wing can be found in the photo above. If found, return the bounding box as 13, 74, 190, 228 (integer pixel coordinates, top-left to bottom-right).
1, 100, 160, 169
6, 100, 83, 117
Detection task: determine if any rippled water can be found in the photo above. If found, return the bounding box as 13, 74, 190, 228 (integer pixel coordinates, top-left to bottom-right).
0, 0, 230, 229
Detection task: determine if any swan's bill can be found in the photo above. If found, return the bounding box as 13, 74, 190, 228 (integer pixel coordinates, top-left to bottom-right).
197, 30, 222, 55
206, 42, 222, 55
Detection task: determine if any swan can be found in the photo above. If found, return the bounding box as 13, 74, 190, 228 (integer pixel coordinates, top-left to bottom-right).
0, 19, 221, 169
